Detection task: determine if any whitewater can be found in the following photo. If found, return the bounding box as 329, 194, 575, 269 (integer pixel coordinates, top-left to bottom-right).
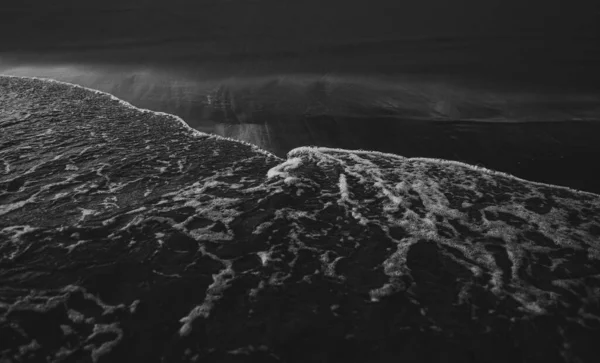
1, 75, 599, 363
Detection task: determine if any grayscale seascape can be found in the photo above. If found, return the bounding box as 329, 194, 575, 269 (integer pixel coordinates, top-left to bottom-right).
1, 1, 600, 362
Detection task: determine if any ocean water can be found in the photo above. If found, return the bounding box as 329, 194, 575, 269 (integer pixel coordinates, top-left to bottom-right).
1, 76, 600, 362
2, 1, 599, 196
2, 63, 600, 195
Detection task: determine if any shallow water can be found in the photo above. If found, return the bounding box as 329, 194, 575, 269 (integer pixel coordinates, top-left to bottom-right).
1, 62, 600, 193
2, 2, 600, 361
1, 76, 599, 362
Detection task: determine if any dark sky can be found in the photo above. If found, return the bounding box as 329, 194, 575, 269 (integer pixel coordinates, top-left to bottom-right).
0, 1, 598, 92
0, 0, 598, 49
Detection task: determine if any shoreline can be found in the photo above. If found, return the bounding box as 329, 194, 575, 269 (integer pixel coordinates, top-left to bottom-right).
2, 74, 600, 196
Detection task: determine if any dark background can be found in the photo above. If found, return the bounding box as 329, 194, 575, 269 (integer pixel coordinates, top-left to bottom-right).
1, 1, 600, 193
1, 1, 599, 91
1, 1, 598, 45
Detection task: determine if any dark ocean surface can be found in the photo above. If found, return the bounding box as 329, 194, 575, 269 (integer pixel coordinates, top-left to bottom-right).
1, 63, 599, 194
1, 1, 600, 361
1, 2, 600, 196
1, 76, 600, 363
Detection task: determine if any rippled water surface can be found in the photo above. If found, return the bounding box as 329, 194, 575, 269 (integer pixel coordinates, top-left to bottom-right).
1, 76, 600, 362
2, 1, 600, 361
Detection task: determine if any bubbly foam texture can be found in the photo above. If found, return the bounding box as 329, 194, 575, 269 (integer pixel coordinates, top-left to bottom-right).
0, 74, 279, 160
0, 285, 132, 363
1, 75, 599, 361
285, 147, 600, 314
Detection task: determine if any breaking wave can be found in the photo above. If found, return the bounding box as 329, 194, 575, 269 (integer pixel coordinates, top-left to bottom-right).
1, 75, 599, 363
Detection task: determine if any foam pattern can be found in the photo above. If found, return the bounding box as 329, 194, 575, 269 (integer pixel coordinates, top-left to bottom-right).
1, 76, 599, 362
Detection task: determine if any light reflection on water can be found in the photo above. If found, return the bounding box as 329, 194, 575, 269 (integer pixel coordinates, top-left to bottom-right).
0, 64, 218, 131
1, 62, 599, 156
2, 62, 600, 192
213, 123, 274, 151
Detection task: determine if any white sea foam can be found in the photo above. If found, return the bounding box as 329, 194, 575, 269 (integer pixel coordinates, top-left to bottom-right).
2, 74, 600, 360
289, 146, 600, 197
0, 74, 281, 160
266, 157, 303, 179
274, 145, 600, 314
